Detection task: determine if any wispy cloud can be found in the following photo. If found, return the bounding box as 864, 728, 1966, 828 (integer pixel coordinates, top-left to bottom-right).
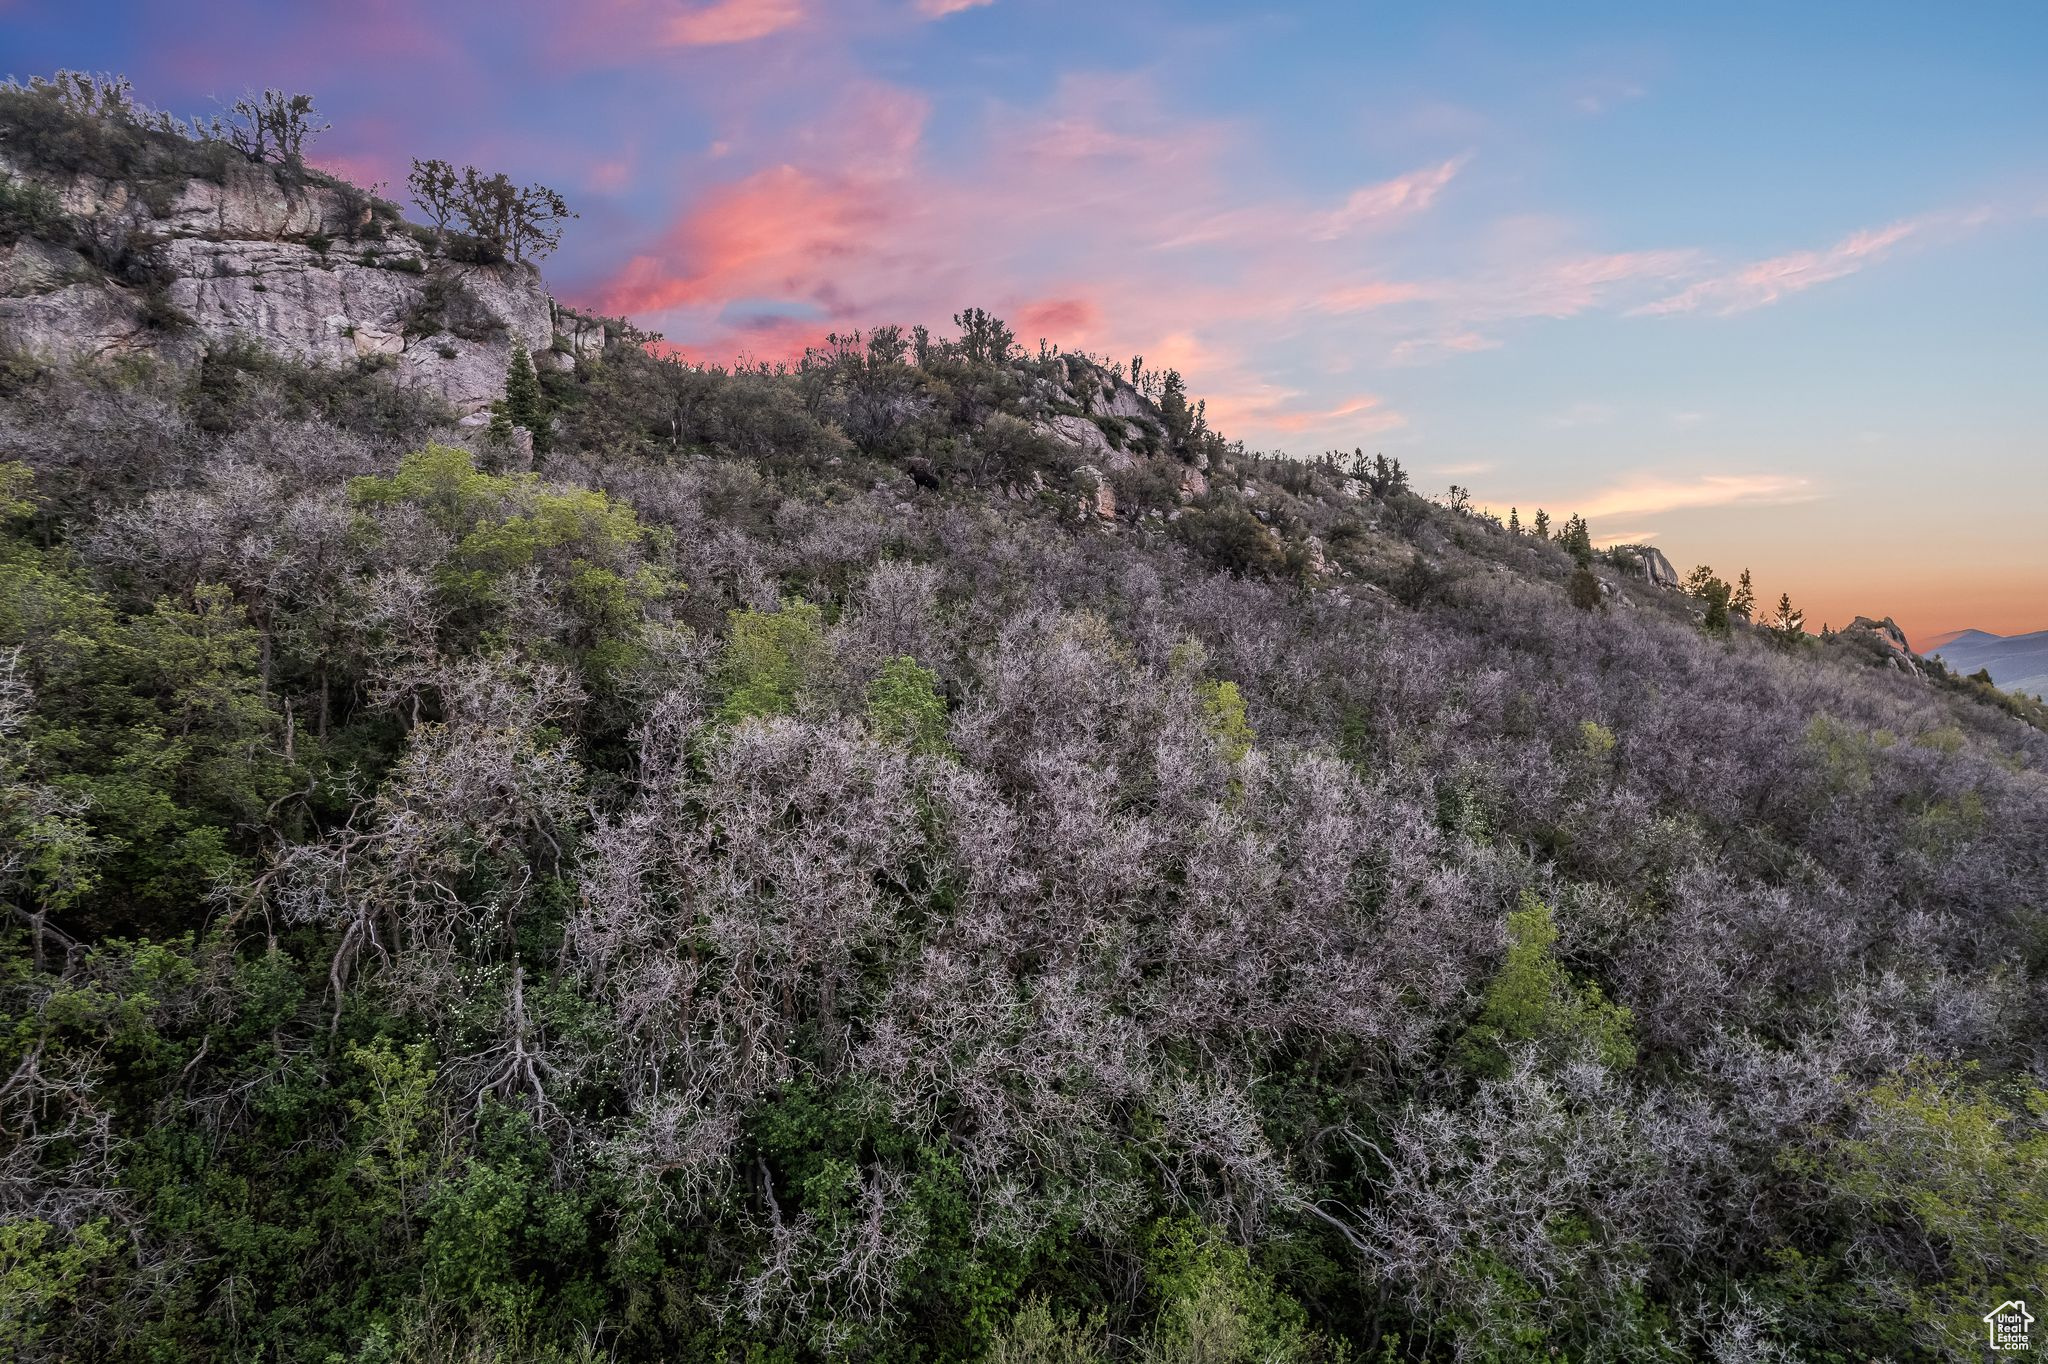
915, 0, 994, 15
1573, 472, 1818, 519
1389, 330, 1501, 364
1636, 219, 1919, 316
660, 0, 806, 46
1308, 157, 1466, 241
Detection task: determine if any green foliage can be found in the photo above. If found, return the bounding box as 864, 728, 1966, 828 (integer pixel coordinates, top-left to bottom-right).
982, 1297, 1108, 1364
1556, 515, 1594, 565
0, 1217, 122, 1358
1392, 552, 1449, 609
1699, 577, 1731, 633
504, 343, 547, 450
1462, 895, 1635, 1075
1196, 679, 1255, 764
1141, 1220, 1328, 1364
0, 173, 70, 244
347, 1038, 443, 1230
350, 445, 674, 687
716, 600, 826, 726
1172, 505, 1287, 579
2, 492, 291, 927
866, 655, 951, 755
1823, 1066, 2048, 1357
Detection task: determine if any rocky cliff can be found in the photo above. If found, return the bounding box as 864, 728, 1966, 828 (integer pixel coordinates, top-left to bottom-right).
0, 155, 567, 416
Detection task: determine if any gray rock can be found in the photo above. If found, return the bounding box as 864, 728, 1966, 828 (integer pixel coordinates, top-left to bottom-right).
1610, 543, 1679, 589
1844, 615, 1922, 676
1074, 464, 1117, 520
0, 238, 90, 298
0, 159, 557, 417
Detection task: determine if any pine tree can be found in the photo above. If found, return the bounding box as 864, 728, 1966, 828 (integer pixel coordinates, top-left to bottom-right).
1732, 568, 1755, 618
1770, 592, 1805, 642
1508, 507, 1521, 535
503, 342, 546, 452
1700, 578, 1732, 634
1532, 509, 1551, 541
1558, 514, 1594, 565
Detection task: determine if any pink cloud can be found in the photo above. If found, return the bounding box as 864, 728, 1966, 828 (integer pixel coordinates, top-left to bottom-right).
1572, 472, 1819, 519
588, 158, 634, 192
1309, 156, 1466, 240
660, 0, 806, 46
916, 0, 994, 14
1494, 249, 1701, 318
1637, 220, 1920, 316
1261, 394, 1407, 435
1015, 297, 1101, 338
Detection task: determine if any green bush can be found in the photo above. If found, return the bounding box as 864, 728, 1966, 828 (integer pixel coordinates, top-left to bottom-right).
866, 655, 950, 754
716, 600, 826, 726
1461, 894, 1635, 1074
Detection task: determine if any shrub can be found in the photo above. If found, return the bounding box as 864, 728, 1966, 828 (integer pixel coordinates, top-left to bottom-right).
715, 600, 826, 726
1461, 894, 1636, 1074
866, 655, 950, 754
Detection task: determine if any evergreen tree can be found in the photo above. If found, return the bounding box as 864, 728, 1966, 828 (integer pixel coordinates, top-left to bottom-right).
1700, 577, 1732, 634
1558, 513, 1594, 565
1533, 508, 1551, 540
1508, 507, 1521, 535
1770, 591, 1805, 643
502, 342, 546, 452
1732, 568, 1756, 617
1568, 564, 1602, 611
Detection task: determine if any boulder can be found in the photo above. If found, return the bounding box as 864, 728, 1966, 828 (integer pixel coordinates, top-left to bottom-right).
1041, 412, 1135, 470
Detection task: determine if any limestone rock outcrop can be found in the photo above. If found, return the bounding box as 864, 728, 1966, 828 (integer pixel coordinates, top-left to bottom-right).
0, 154, 562, 416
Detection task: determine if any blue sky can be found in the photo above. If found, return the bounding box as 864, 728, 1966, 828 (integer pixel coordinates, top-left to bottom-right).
6, 0, 2046, 636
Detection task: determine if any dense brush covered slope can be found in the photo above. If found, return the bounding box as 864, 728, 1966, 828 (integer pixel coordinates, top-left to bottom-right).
3, 80, 2047, 1364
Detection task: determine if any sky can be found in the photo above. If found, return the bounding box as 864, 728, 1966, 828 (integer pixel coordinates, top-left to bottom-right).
6, 1, 2046, 642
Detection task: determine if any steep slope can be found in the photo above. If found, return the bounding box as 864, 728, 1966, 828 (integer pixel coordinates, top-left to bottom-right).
4, 79, 2048, 1364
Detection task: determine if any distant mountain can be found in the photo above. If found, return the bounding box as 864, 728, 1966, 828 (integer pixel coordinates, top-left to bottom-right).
1927, 628, 2048, 698
1920, 626, 2000, 653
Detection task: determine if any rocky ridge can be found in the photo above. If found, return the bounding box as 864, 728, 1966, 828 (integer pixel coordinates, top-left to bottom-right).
0, 155, 586, 415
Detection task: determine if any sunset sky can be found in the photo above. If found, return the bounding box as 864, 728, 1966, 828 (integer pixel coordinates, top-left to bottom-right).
7, 1, 2046, 640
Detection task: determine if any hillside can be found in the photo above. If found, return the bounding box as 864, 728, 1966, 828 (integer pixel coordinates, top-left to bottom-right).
3, 76, 2047, 1364
1927, 626, 2048, 700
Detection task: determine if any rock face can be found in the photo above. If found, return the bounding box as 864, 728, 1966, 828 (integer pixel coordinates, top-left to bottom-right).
1613, 543, 1680, 589
1074, 465, 1117, 520
1843, 615, 1922, 677
1637, 545, 1679, 589
0, 155, 560, 416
